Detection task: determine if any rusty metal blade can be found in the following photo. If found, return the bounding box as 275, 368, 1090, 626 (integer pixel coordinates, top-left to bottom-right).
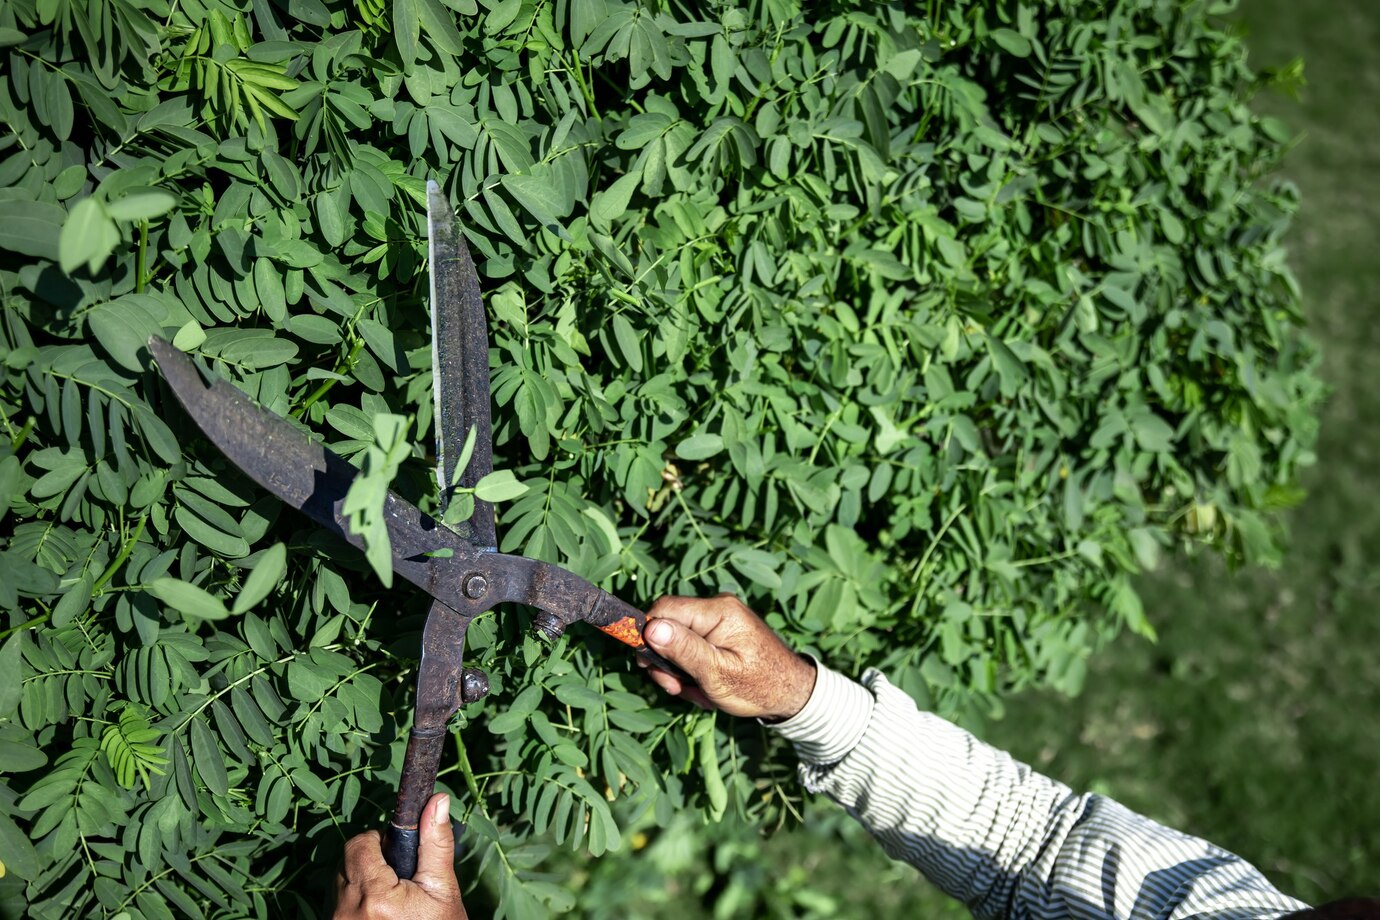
428, 180, 496, 550
148, 336, 482, 615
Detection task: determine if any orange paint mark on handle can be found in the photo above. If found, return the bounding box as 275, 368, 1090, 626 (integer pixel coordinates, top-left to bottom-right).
597, 616, 645, 648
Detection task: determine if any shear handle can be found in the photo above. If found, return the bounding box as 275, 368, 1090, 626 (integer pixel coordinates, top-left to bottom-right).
590, 592, 694, 682
525, 586, 692, 683
383, 728, 447, 879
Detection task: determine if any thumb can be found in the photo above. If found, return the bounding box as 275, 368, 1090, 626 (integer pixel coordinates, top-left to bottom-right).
645, 617, 718, 682
412, 793, 459, 896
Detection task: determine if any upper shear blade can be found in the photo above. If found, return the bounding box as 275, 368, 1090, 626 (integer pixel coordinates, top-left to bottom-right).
428, 180, 496, 551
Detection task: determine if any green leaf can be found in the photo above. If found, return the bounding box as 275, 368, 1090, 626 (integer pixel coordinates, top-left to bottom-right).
51, 572, 94, 628
172, 320, 206, 351
393, 0, 421, 66
232, 543, 287, 614
698, 724, 727, 821
487, 709, 528, 734
288, 661, 333, 701
0, 635, 21, 718
314, 192, 346, 248
43, 69, 74, 140
500, 174, 567, 231
254, 257, 287, 322
174, 505, 250, 558
136, 409, 183, 464
1161, 210, 1187, 245
590, 173, 639, 227
342, 413, 411, 587
1132, 412, 1175, 452
147, 577, 230, 621
882, 48, 924, 81
59, 197, 120, 273
415, 0, 464, 53
106, 188, 178, 222
0, 738, 48, 772
676, 433, 724, 461
231, 687, 275, 745
986, 335, 1029, 397
0, 199, 65, 262
291, 767, 330, 803
553, 683, 603, 710
611, 313, 642, 372
0, 810, 40, 880
991, 28, 1032, 57
189, 718, 229, 796
87, 296, 162, 372
474, 470, 529, 502
485, 0, 521, 33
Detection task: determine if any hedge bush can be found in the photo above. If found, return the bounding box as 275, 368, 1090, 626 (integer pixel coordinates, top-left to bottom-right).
0, 0, 1319, 916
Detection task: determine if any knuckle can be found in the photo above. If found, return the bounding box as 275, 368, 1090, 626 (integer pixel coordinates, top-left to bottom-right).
716, 593, 750, 619
343, 832, 381, 869
358, 890, 402, 920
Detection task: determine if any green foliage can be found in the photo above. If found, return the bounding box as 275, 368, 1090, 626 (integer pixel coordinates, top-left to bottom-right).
341, 411, 412, 585
0, 0, 1319, 915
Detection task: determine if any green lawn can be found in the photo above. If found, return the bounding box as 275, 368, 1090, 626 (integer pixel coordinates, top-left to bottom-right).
980, 0, 1380, 906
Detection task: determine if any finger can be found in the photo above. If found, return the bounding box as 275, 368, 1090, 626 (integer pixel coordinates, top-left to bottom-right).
679, 684, 713, 709
343, 830, 395, 885
412, 793, 460, 897
644, 616, 719, 683
646, 595, 730, 640
334, 866, 352, 910
645, 663, 712, 707
645, 666, 686, 697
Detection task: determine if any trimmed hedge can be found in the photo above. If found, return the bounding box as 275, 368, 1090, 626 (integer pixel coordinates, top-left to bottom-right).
0, 0, 1317, 916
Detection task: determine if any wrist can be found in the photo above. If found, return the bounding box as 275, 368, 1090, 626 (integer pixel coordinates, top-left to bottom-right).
763, 653, 817, 722
764, 662, 874, 764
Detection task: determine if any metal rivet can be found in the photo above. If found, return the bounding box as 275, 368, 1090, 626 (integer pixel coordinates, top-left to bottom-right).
461, 668, 490, 703
463, 574, 488, 599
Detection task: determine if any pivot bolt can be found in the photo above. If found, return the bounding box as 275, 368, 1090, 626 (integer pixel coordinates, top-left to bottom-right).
463, 574, 488, 599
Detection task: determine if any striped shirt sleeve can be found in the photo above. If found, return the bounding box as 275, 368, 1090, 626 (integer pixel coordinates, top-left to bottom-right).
769, 664, 1309, 920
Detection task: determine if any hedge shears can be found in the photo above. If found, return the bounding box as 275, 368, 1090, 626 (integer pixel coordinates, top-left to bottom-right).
149, 181, 684, 879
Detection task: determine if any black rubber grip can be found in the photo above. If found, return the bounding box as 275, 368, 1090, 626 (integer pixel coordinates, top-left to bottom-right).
383, 825, 420, 880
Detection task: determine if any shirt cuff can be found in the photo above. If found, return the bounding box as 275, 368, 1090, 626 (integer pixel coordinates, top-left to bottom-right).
765, 659, 875, 765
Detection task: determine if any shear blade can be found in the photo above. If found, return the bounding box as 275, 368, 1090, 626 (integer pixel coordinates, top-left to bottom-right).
147, 337, 479, 613
428, 180, 496, 550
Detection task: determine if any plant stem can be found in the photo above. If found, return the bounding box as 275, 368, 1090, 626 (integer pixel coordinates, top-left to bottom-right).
293, 339, 364, 418
136, 220, 148, 292
455, 731, 481, 802
94, 513, 148, 592
570, 49, 601, 120
0, 614, 50, 641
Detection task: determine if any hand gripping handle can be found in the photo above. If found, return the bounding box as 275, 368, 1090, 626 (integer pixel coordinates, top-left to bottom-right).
529, 589, 693, 683
382, 728, 447, 880
590, 593, 695, 683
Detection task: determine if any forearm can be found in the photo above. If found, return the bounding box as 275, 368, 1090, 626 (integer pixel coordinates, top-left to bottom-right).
770, 665, 1307, 920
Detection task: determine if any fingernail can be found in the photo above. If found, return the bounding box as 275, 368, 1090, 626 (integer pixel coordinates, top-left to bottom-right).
646, 621, 672, 646
433, 794, 450, 826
